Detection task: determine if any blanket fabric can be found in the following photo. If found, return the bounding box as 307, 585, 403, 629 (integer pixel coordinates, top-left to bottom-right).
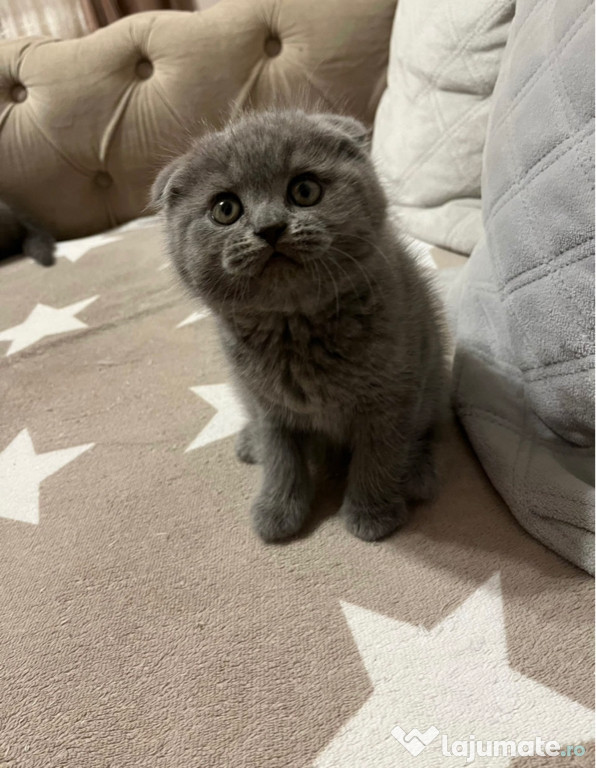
449, 0, 595, 573
0, 222, 593, 766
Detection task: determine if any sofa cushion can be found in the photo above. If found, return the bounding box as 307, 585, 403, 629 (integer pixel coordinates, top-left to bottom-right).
0, 0, 396, 239
372, 0, 514, 255
450, 0, 595, 573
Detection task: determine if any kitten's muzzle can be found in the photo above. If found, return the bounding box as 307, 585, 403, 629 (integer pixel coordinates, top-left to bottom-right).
260, 249, 301, 274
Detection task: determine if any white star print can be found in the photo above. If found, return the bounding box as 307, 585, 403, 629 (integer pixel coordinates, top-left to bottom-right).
315, 575, 594, 767
55, 233, 121, 263
186, 383, 246, 452
176, 309, 211, 328
0, 430, 94, 524
0, 296, 98, 356
55, 216, 158, 263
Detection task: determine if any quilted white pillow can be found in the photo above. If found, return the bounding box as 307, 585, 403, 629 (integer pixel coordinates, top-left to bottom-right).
373, 0, 514, 255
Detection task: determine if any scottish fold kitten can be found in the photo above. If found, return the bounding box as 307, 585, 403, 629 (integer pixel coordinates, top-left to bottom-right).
153, 110, 447, 542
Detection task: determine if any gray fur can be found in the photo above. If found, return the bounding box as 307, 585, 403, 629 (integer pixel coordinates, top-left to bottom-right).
0, 199, 54, 266
153, 109, 448, 542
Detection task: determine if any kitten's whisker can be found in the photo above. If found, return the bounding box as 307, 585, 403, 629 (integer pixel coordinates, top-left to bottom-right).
303, 255, 323, 306
231, 285, 239, 331
314, 261, 323, 307
303, 257, 323, 306
316, 257, 340, 318
324, 251, 361, 300
221, 276, 240, 332
341, 232, 393, 272
327, 244, 378, 303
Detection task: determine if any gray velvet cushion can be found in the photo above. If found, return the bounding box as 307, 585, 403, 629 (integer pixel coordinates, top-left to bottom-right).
449, 0, 595, 572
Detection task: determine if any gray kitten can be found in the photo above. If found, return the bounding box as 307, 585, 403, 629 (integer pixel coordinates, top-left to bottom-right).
153, 110, 448, 542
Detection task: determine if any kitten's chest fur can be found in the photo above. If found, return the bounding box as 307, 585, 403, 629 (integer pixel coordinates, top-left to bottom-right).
221, 297, 379, 417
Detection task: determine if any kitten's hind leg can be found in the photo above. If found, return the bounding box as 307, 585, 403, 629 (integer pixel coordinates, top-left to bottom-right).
402, 431, 438, 503
235, 422, 261, 464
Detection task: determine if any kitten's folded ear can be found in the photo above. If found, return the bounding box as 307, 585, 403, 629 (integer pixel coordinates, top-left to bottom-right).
150, 156, 186, 211
318, 114, 372, 151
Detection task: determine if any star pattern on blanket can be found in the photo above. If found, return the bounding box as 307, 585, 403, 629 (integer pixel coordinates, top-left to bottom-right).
55, 233, 121, 263
315, 575, 594, 768
55, 217, 157, 263
0, 296, 98, 356
186, 383, 246, 452
176, 309, 211, 328
0, 430, 94, 525
0, 212, 593, 768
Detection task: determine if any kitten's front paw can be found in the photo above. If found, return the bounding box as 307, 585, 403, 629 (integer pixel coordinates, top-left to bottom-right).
251, 493, 310, 542
235, 424, 260, 465
341, 497, 409, 541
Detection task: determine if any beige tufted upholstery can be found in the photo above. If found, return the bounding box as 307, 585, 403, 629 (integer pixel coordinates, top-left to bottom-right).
0, 0, 396, 239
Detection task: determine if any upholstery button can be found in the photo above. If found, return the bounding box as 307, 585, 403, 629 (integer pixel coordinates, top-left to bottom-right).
264, 36, 282, 57
10, 84, 27, 103
135, 59, 153, 79
94, 171, 113, 189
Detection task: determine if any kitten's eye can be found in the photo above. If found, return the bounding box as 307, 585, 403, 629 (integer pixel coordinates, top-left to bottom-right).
288, 176, 323, 207
211, 194, 243, 225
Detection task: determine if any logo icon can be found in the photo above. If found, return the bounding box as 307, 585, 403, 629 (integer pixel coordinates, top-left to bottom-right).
391, 724, 440, 756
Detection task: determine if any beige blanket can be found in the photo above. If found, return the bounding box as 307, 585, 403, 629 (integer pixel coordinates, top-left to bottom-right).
0, 220, 593, 767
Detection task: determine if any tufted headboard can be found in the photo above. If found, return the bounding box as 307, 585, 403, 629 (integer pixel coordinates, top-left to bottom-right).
0, 0, 396, 239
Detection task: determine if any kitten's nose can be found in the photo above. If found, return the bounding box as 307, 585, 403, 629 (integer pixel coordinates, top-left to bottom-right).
255, 222, 287, 247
